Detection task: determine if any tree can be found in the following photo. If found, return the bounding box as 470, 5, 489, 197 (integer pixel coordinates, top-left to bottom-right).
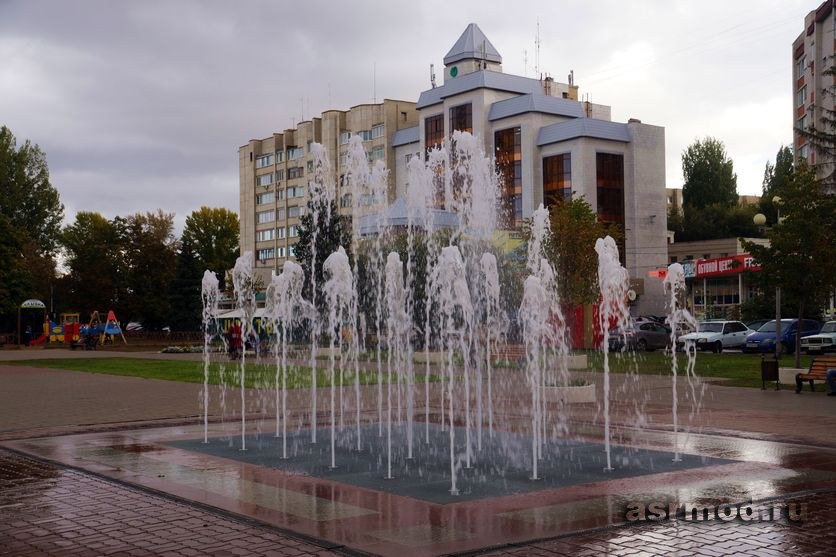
60, 212, 125, 316
0, 214, 32, 326
121, 210, 178, 329
742, 163, 836, 367
294, 198, 352, 310
682, 137, 738, 210
0, 126, 64, 254
180, 207, 239, 292
541, 199, 623, 305
759, 145, 794, 224
167, 238, 203, 331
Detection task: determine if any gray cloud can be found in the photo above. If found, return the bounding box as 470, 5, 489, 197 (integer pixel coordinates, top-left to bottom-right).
0, 0, 811, 232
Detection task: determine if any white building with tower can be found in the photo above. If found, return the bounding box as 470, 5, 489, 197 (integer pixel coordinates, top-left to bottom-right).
239, 23, 669, 313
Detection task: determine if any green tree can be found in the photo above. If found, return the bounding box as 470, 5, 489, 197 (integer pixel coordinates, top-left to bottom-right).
0, 214, 32, 324
167, 238, 203, 331
0, 126, 64, 253
121, 210, 178, 329
759, 145, 794, 224
60, 212, 124, 316
742, 163, 836, 366
180, 207, 239, 292
541, 199, 623, 304
682, 137, 738, 210
294, 198, 352, 310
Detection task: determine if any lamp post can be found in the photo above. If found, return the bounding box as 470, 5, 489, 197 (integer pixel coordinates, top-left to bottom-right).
754, 195, 783, 359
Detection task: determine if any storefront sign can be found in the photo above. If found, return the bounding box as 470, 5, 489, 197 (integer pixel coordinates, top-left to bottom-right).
695, 254, 761, 278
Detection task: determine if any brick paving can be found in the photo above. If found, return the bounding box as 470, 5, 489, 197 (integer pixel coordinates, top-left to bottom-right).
0, 449, 347, 557
2, 352, 836, 555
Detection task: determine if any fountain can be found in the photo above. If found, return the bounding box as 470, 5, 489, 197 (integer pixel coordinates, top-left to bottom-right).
188, 133, 710, 501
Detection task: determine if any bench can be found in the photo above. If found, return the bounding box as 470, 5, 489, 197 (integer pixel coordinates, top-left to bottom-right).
795, 355, 836, 393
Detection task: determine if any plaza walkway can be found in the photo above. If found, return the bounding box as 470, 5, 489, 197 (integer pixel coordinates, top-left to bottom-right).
1, 348, 835, 555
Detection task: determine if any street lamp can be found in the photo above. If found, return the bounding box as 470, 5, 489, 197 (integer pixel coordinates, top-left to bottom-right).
753, 203, 782, 359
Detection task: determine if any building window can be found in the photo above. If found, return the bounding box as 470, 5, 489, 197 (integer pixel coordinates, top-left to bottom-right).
256, 228, 275, 242
596, 152, 625, 260
276, 188, 285, 200
287, 205, 301, 218
799, 144, 810, 160
277, 226, 286, 239
275, 169, 285, 181
542, 153, 571, 210
277, 208, 286, 220
796, 85, 807, 108
307, 160, 314, 173
495, 126, 522, 228
798, 114, 808, 133
288, 166, 304, 180
289, 224, 298, 237
306, 140, 313, 152
256, 192, 275, 205
256, 210, 275, 224
796, 54, 806, 77
257, 248, 274, 261
277, 247, 286, 258
371, 124, 385, 139
340, 131, 350, 145
288, 147, 304, 161
425, 114, 444, 152
358, 130, 373, 141
369, 145, 385, 161
255, 153, 273, 169
449, 103, 472, 134
275, 150, 284, 163
340, 193, 352, 208
289, 245, 296, 258
405, 153, 413, 165
256, 173, 273, 187
287, 185, 305, 198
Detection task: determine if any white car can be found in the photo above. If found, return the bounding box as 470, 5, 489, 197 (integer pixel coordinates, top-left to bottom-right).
678, 320, 752, 353
800, 321, 836, 353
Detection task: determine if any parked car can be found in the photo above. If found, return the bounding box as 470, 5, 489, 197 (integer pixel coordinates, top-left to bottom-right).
800, 321, 836, 353
742, 319, 822, 354
746, 319, 771, 332
609, 321, 672, 352
678, 320, 753, 353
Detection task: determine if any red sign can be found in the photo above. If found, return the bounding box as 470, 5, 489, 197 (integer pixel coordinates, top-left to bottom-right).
695, 254, 761, 278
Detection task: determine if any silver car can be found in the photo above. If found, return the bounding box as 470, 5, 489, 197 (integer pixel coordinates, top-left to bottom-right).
800, 321, 836, 353
678, 320, 752, 353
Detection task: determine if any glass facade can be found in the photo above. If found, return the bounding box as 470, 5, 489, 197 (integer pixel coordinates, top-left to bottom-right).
425, 114, 444, 152
449, 103, 472, 134
542, 153, 571, 210
596, 152, 625, 262
495, 127, 522, 228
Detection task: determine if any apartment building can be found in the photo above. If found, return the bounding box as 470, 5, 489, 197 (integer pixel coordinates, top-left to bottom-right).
239, 100, 418, 283
793, 0, 835, 186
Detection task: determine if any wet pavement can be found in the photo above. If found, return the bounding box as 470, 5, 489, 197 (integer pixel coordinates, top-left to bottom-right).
2, 354, 836, 555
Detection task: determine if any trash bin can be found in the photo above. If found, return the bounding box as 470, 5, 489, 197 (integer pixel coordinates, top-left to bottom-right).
761, 356, 779, 390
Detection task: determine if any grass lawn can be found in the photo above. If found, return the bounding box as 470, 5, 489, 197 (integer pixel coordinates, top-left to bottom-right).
5, 357, 433, 389
586, 351, 818, 389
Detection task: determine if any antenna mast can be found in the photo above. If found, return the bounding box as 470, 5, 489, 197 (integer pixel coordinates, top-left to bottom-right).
534, 18, 541, 77
430, 63, 437, 88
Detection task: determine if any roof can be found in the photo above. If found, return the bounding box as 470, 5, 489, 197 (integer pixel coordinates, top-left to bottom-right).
537, 118, 631, 146
417, 70, 545, 109
489, 93, 584, 121
357, 197, 460, 235
443, 23, 502, 66
392, 126, 419, 147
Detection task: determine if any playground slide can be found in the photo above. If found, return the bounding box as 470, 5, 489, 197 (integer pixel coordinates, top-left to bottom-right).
30, 334, 48, 345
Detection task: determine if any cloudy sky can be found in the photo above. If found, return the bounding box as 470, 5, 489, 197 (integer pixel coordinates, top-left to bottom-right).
0, 0, 814, 231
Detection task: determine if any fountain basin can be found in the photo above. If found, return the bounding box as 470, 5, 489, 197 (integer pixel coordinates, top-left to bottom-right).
544, 383, 596, 404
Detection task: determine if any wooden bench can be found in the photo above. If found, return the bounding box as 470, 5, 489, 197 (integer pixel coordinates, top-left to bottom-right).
795, 355, 836, 393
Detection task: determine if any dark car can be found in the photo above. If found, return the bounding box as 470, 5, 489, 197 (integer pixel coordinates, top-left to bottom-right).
742, 319, 821, 354
746, 319, 771, 332
609, 321, 672, 352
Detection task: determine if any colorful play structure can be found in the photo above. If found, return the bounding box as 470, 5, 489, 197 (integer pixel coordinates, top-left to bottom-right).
15, 299, 128, 347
